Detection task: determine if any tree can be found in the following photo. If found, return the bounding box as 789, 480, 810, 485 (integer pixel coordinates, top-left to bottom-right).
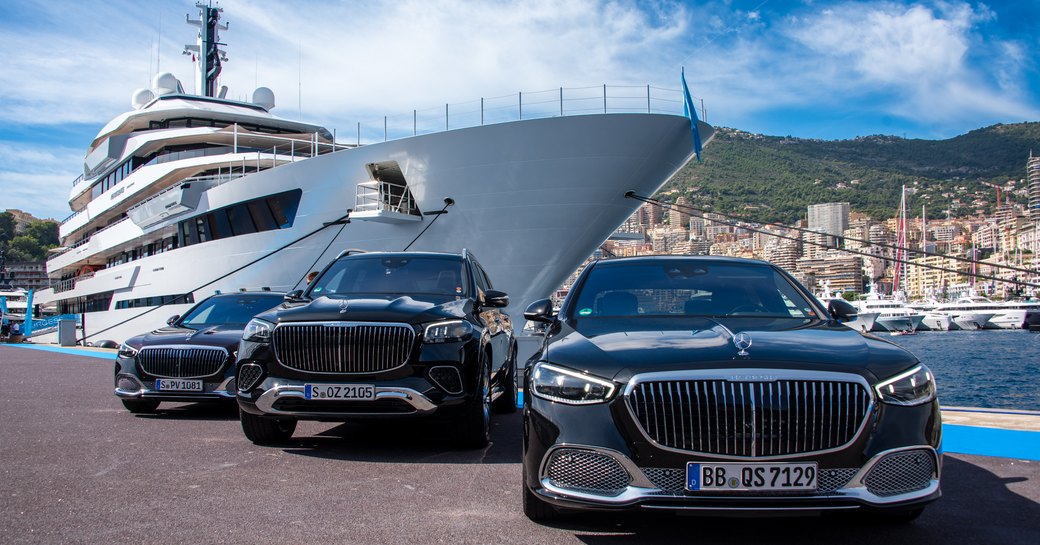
0, 212, 14, 247
25, 221, 59, 247
5, 235, 46, 262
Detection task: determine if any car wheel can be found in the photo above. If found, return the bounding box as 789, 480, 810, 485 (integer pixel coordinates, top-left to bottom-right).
457, 351, 492, 449
240, 409, 297, 444
492, 345, 518, 414
522, 464, 561, 522
121, 399, 160, 413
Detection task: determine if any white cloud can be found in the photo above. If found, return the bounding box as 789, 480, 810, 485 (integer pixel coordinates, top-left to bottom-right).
0, 142, 82, 221
777, 1, 1037, 122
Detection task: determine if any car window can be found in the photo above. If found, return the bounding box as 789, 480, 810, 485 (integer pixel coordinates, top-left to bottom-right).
309, 256, 468, 297
179, 294, 283, 328
570, 261, 817, 319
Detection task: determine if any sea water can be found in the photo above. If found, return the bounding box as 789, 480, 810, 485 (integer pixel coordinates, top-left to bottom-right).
886, 329, 1039, 411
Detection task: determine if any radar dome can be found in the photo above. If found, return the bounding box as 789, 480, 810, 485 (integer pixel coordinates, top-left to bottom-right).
252, 87, 275, 110
152, 72, 179, 96
131, 88, 155, 110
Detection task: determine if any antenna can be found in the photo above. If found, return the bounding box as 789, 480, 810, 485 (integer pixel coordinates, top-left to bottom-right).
298, 41, 302, 115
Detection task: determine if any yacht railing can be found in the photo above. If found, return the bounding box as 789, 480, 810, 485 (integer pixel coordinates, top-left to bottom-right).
349, 84, 700, 145
354, 180, 419, 216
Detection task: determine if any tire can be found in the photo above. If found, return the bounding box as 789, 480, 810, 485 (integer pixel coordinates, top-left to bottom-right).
457, 350, 492, 449
523, 464, 561, 522
240, 409, 297, 444
122, 399, 160, 413
492, 345, 518, 414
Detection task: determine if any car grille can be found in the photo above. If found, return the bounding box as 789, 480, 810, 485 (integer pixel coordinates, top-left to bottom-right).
272, 322, 415, 374
627, 378, 871, 457
544, 448, 631, 496
137, 346, 228, 378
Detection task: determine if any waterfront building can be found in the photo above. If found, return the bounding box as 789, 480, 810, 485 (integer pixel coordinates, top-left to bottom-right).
669, 196, 691, 230
904, 254, 971, 299
1, 261, 50, 291
808, 202, 849, 237
1028, 152, 1039, 222
797, 253, 864, 294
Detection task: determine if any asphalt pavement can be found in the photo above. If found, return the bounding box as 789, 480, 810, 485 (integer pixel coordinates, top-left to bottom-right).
1, 345, 1038, 544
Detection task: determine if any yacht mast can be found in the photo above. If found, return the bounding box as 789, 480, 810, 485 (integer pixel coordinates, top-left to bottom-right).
184, 2, 228, 97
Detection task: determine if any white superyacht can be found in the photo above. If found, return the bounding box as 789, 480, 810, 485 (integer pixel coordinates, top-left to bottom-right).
34, 4, 713, 344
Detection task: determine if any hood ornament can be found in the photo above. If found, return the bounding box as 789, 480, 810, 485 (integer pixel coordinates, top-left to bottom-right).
732, 332, 752, 357
339, 299, 350, 314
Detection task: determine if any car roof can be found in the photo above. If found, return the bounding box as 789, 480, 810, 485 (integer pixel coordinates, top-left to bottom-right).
207, 291, 285, 298
590, 255, 774, 267
338, 251, 464, 260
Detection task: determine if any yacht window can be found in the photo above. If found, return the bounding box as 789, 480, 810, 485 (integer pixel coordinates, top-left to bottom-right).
227, 204, 256, 236
248, 201, 278, 231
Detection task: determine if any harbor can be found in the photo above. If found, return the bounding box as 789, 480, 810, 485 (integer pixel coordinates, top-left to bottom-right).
1, 344, 1038, 544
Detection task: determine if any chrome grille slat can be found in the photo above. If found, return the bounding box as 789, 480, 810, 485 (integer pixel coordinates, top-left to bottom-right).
137, 346, 228, 378
628, 378, 871, 457
272, 322, 415, 374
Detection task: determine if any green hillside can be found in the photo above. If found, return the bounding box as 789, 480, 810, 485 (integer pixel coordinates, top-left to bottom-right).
662, 122, 1040, 224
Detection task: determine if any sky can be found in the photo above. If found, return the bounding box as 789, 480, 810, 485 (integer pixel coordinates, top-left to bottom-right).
1, 0, 1037, 221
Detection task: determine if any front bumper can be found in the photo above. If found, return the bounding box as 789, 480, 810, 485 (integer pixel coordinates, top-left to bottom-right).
530, 443, 941, 513
523, 370, 943, 515
237, 377, 440, 419
114, 373, 237, 402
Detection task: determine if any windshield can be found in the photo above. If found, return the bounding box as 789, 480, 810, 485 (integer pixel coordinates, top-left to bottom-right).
568, 261, 820, 320
179, 294, 283, 328
308, 256, 468, 297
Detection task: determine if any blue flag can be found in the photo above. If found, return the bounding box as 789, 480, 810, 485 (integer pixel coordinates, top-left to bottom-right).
681, 67, 703, 161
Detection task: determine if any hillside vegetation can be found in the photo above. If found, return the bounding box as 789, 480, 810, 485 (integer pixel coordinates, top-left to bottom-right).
662, 122, 1040, 224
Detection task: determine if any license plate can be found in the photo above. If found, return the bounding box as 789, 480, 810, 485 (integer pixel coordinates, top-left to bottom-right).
687, 462, 818, 491
155, 379, 203, 391
304, 384, 375, 400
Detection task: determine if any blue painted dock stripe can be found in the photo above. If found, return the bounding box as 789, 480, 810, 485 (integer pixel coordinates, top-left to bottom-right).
941, 424, 1040, 461
8, 343, 115, 360
8, 345, 1039, 461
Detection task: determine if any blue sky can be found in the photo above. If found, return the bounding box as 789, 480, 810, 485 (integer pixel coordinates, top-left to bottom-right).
1, 0, 1038, 220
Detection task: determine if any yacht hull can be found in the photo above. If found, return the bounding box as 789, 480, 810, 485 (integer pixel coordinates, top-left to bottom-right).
37, 114, 704, 344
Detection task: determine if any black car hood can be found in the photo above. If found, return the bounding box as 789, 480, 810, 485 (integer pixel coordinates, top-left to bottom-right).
127, 324, 245, 350
542, 317, 919, 384
258, 295, 471, 326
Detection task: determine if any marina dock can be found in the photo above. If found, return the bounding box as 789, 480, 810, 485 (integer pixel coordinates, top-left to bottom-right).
1, 343, 1037, 544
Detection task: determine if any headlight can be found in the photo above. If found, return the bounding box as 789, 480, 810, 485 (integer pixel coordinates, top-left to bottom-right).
242, 318, 274, 342
117, 343, 139, 358
875, 364, 936, 406
531, 362, 616, 405
424, 320, 474, 343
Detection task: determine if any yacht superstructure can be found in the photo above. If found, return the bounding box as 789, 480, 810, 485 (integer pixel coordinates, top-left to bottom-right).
853, 286, 924, 332
34, 4, 713, 344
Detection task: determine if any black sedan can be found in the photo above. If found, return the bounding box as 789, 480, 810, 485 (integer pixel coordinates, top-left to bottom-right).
521, 256, 941, 522
114, 291, 285, 413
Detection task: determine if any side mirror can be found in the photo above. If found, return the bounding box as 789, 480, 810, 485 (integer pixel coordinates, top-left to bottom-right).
166, 315, 180, 326
524, 298, 555, 323
483, 289, 509, 308
284, 289, 305, 303
827, 299, 858, 323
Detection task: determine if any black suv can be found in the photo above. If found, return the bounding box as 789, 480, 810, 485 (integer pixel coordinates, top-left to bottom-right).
235, 250, 517, 447
114, 291, 286, 413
